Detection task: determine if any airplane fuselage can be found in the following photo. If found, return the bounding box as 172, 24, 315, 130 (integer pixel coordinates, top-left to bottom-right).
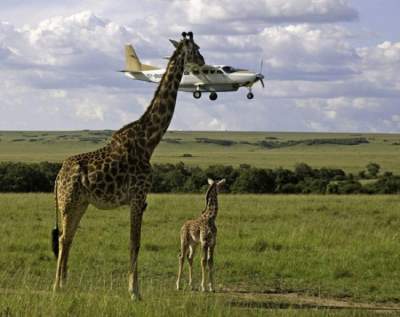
125, 66, 258, 92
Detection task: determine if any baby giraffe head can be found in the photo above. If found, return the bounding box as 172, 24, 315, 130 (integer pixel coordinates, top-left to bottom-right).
204, 178, 226, 213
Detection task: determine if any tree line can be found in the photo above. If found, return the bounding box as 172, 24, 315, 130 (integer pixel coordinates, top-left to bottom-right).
0, 161, 399, 194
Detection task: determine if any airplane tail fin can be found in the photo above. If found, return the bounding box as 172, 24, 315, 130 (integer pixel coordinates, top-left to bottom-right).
124, 44, 159, 72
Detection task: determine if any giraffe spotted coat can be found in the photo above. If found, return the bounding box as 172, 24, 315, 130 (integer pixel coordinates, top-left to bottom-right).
52, 32, 205, 300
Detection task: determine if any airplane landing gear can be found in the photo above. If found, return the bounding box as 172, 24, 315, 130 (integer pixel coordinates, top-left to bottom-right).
209, 92, 218, 101
193, 91, 202, 99
246, 92, 254, 99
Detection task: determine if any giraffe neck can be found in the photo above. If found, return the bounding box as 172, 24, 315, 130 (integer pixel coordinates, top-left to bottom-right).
138, 45, 185, 155
204, 191, 218, 219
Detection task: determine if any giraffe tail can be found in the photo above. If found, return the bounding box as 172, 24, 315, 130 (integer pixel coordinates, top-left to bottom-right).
51, 227, 60, 259
51, 179, 60, 259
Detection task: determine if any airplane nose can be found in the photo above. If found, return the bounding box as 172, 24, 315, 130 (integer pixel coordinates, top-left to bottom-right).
255, 73, 265, 88
256, 73, 264, 80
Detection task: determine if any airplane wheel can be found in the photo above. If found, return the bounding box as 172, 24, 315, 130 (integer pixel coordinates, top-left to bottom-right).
210, 92, 218, 101
193, 91, 202, 99
247, 92, 254, 99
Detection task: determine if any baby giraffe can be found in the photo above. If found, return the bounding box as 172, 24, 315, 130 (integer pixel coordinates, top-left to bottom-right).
176, 178, 225, 292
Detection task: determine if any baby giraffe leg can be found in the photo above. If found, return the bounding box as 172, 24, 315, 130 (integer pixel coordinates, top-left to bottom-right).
207, 246, 215, 292
187, 245, 196, 290
176, 241, 188, 290
200, 243, 208, 292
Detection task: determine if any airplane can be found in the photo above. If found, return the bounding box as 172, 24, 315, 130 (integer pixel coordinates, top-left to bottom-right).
119, 42, 264, 101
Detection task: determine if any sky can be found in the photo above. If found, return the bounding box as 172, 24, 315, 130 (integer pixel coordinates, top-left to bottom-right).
0, 0, 399, 132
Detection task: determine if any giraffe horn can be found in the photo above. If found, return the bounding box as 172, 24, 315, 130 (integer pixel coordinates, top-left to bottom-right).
188, 31, 193, 40
182, 32, 187, 38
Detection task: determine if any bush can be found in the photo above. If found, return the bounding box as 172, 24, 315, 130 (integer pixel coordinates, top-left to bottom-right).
363, 175, 400, 194
336, 180, 362, 194
231, 167, 275, 193
0, 161, 61, 192
294, 163, 315, 179
366, 162, 380, 178
0, 161, 397, 194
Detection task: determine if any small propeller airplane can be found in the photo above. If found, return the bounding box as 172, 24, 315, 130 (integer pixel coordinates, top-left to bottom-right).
119, 40, 264, 101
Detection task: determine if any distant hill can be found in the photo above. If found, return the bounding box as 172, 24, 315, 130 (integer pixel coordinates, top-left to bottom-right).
0, 130, 399, 173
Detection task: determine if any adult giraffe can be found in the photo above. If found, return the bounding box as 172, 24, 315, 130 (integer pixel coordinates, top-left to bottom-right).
51, 32, 204, 300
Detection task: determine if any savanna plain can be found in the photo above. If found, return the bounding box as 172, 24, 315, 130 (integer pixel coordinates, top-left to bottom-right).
1, 131, 400, 316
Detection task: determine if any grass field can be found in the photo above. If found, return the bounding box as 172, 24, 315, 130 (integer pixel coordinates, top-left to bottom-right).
1, 130, 400, 174
1, 193, 400, 316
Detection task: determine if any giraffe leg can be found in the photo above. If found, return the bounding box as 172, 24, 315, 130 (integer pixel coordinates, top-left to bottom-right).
207, 245, 215, 292
176, 240, 188, 291
53, 202, 88, 291
200, 243, 208, 292
187, 244, 196, 290
128, 197, 146, 300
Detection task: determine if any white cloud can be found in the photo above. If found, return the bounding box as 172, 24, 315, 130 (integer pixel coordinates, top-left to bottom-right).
74, 100, 106, 121
357, 41, 400, 92
176, 0, 358, 25
258, 24, 359, 80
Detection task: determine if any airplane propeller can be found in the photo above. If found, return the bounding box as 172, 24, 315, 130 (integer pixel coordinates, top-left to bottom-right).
255, 73, 265, 88
255, 59, 264, 88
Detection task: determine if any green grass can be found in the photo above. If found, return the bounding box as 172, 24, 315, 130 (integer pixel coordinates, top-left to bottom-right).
1, 193, 400, 316
1, 130, 400, 174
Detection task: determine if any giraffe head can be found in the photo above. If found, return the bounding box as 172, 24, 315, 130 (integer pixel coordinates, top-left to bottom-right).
170, 31, 205, 67
204, 178, 225, 211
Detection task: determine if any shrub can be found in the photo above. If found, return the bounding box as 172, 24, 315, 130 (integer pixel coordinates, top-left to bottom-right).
366, 162, 380, 178
0, 161, 397, 195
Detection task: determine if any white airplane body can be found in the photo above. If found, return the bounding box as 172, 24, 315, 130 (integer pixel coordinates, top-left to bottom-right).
121, 43, 264, 100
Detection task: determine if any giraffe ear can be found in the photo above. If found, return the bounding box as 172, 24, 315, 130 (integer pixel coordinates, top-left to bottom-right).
217, 179, 226, 187
208, 178, 214, 185
169, 39, 179, 48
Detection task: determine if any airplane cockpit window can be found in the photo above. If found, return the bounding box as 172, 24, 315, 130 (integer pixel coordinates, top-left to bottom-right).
192, 70, 200, 75
202, 69, 209, 74
222, 66, 237, 73
217, 70, 223, 74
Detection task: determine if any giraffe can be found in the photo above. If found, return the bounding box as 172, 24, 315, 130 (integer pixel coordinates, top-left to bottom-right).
176, 178, 225, 292
51, 32, 204, 300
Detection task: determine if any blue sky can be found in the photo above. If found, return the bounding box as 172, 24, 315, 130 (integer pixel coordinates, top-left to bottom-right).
349, 0, 399, 44
0, 0, 399, 132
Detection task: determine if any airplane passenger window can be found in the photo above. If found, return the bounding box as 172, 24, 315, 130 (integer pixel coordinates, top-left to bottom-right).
217, 70, 223, 74
222, 66, 237, 73
210, 70, 215, 74
203, 70, 209, 74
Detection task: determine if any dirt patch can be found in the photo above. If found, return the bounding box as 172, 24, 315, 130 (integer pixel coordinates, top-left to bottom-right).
220, 288, 400, 313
